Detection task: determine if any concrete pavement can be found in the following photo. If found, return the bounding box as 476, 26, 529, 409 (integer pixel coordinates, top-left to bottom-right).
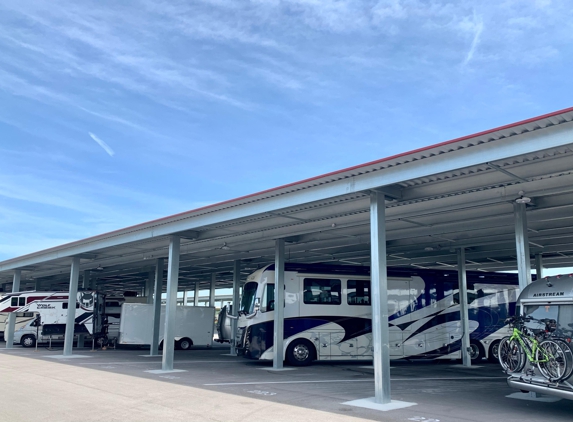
0, 353, 386, 422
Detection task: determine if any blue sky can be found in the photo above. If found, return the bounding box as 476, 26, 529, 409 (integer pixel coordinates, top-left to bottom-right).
1, 0, 573, 262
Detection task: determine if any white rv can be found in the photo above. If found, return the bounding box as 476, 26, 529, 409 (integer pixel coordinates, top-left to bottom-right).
506, 274, 573, 400
0, 312, 36, 340
119, 303, 215, 350
4, 291, 106, 348
233, 263, 520, 366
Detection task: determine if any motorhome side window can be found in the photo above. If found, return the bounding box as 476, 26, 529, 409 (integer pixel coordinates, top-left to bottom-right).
303, 278, 341, 305
62, 302, 80, 309
19, 297, 25, 306
347, 280, 370, 305
11, 297, 18, 306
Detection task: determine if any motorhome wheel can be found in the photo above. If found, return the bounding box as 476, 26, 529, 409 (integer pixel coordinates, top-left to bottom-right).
21, 335, 36, 348
488, 340, 501, 363
286, 339, 315, 366
469, 341, 485, 362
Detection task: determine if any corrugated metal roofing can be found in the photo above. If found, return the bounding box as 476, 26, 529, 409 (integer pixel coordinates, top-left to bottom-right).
2, 106, 573, 292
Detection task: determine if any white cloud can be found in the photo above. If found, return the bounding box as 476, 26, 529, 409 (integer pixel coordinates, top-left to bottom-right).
461, 13, 484, 66
89, 132, 115, 156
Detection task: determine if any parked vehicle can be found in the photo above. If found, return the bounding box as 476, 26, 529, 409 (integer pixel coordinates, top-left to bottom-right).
4, 291, 106, 347
118, 303, 215, 350
0, 312, 36, 340
505, 274, 573, 400
231, 263, 520, 366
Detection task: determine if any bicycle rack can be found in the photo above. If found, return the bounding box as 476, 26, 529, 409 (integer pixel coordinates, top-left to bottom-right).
507, 372, 573, 400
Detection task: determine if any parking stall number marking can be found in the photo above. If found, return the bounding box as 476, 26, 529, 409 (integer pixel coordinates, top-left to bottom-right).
408, 417, 440, 422
247, 390, 276, 396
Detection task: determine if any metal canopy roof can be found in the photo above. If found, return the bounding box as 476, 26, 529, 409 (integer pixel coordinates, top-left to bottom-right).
2, 107, 573, 294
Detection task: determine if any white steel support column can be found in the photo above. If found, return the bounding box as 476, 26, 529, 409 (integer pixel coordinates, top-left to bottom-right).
370, 191, 391, 404
535, 254, 543, 280
151, 258, 164, 356
230, 260, 241, 356
273, 239, 285, 370
514, 202, 532, 291
209, 273, 216, 308
63, 257, 81, 356
5, 270, 22, 349
145, 270, 154, 304
82, 270, 90, 290
457, 248, 471, 367
194, 283, 200, 306
162, 236, 180, 371
183, 290, 188, 306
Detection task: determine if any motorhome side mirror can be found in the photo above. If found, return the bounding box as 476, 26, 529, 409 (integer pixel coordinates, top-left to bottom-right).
254, 298, 261, 312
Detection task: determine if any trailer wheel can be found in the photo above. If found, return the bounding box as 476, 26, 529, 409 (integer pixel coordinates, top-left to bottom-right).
286, 339, 315, 366
488, 340, 501, 363
21, 335, 36, 348
177, 338, 193, 351
469, 340, 485, 362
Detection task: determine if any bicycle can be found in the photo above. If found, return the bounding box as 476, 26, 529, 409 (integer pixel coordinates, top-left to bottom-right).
534, 318, 573, 381
498, 315, 570, 382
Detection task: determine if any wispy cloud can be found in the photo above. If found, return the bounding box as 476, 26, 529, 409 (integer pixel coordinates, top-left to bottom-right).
461, 13, 484, 66
89, 132, 115, 156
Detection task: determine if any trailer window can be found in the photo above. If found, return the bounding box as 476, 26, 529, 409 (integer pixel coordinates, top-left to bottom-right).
62, 302, 80, 309
19, 297, 25, 306
347, 280, 370, 305
303, 278, 341, 305
11, 297, 18, 306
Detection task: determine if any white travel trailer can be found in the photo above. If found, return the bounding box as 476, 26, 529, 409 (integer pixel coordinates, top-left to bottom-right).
118, 303, 215, 350
233, 263, 520, 366
506, 274, 573, 400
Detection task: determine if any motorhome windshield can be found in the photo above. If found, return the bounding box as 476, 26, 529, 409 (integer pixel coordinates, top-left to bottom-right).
240, 282, 258, 314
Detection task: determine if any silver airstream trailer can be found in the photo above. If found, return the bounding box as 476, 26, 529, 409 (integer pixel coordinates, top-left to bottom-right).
506, 274, 573, 400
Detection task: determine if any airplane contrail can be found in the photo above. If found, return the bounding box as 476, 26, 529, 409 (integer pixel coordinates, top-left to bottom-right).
89, 132, 115, 156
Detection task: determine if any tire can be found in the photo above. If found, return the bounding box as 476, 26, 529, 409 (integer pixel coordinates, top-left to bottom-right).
551, 338, 573, 380
536, 340, 570, 382
488, 340, 501, 363
286, 339, 315, 366
498, 337, 525, 373
177, 338, 193, 351
468, 341, 485, 362
21, 334, 36, 348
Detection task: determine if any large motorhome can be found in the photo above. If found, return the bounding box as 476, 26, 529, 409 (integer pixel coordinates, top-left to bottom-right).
231, 263, 520, 366
1, 291, 106, 347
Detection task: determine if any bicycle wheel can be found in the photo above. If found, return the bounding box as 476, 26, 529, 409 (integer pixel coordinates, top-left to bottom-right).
536, 340, 569, 382
498, 337, 525, 373
550, 338, 573, 381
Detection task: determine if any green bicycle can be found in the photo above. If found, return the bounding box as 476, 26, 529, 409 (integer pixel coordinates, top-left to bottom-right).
498, 315, 570, 382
